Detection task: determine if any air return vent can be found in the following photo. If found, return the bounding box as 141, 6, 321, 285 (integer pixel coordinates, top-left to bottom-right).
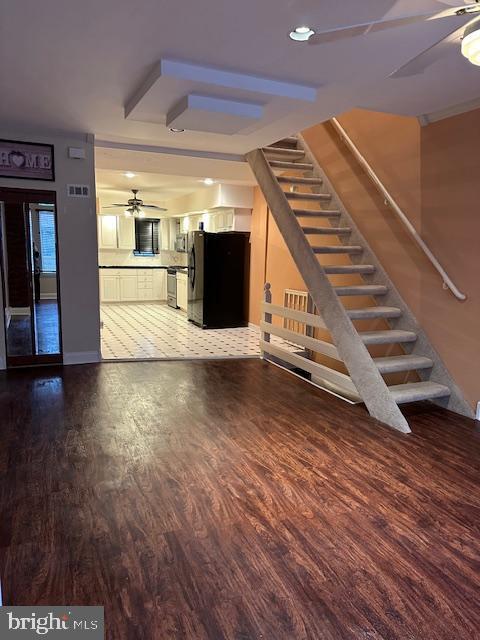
67, 184, 90, 198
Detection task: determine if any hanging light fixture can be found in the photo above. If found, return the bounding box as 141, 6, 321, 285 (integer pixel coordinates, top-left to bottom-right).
462, 18, 480, 66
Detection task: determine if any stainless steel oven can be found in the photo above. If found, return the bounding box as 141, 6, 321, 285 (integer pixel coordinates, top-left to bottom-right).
167, 268, 178, 308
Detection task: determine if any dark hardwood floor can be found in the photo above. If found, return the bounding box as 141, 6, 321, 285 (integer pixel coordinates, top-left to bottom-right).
0, 359, 479, 639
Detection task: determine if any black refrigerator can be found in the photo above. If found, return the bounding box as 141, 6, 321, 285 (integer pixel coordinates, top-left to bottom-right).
187, 231, 250, 329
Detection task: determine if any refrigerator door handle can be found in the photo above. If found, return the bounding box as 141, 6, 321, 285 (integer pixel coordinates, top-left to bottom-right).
189, 245, 196, 290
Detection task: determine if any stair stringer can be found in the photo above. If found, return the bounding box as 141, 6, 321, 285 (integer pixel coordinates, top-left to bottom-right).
297, 132, 474, 419
247, 148, 411, 433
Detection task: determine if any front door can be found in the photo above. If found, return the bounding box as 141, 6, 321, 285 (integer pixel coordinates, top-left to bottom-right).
0, 188, 62, 366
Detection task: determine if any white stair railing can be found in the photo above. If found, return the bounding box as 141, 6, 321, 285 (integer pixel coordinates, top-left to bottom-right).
330, 117, 467, 301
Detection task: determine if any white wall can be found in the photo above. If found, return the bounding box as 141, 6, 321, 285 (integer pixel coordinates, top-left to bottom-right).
0, 129, 101, 366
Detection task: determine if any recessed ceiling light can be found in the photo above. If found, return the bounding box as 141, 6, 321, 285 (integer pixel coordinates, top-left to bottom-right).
289, 26, 315, 42
124, 172, 135, 179
203, 178, 214, 186
170, 127, 185, 133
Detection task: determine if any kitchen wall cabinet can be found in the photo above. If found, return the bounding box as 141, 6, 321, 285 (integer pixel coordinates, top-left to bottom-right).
98, 215, 136, 251
160, 219, 170, 251
99, 269, 167, 303
117, 216, 135, 250
176, 272, 188, 311
98, 216, 118, 249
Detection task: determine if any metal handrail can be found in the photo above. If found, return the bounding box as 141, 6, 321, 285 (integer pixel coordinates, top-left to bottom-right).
330, 117, 467, 301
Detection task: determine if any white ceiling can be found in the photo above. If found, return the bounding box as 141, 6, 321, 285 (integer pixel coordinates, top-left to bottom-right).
1, 0, 479, 156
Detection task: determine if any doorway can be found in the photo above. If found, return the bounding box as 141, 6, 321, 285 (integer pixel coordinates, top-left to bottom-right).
0, 188, 62, 366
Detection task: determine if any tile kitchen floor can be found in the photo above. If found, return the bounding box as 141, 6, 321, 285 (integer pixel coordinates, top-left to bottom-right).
100, 302, 292, 360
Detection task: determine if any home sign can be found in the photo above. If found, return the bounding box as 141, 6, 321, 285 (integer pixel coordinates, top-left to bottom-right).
0, 139, 55, 181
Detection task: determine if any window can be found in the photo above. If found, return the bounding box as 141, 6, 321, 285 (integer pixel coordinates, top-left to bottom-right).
134, 218, 160, 255
39, 211, 57, 272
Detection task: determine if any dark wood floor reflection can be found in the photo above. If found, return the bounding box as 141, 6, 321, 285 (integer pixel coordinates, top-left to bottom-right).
0, 359, 479, 639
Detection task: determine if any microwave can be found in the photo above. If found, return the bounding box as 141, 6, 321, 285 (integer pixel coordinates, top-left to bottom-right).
175, 233, 187, 252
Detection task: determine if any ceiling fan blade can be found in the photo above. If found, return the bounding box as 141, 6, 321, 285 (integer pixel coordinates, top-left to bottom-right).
390, 23, 466, 77
103, 203, 129, 208
141, 204, 167, 210
308, 5, 477, 46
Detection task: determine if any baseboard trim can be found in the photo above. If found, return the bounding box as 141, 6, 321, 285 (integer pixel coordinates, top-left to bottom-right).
248, 322, 259, 330
40, 294, 58, 300
63, 350, 101, 365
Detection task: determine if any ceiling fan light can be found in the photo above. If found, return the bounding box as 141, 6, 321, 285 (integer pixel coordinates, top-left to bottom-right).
289, 26, 315, 42
461, 21, 480, 65
124, 209, 133, 217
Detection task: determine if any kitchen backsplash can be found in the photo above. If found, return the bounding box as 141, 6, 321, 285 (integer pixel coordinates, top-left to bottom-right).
98, 249, 188, 267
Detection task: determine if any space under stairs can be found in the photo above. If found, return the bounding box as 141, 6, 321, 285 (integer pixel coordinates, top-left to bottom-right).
246, 135, 473, 433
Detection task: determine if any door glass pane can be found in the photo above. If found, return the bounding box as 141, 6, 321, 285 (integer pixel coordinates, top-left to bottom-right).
29, 204, 60, 355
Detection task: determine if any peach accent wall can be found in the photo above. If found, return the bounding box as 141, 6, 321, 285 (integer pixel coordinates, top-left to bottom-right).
302, 109, 480, 408
249, 188, 305, 326
249, 107, 479, 408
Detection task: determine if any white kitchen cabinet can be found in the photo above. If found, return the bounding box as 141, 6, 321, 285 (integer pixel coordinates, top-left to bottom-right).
98, 216, 118, 249
153, 269, 167, 300
169, 218, 179, 251
118, 273, 138, 301
117, 216, 135, 250
100, 273, 120, 301
137, 269, 154, 300
100, 268, 169, 302
176, 272, 188, 311
160, 219, 170, 251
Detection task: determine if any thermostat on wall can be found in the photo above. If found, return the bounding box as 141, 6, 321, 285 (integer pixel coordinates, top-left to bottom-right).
67, 184, 90, 197
68, 147, 86, 159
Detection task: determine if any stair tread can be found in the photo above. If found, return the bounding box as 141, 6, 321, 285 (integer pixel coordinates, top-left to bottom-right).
347, 306, 401, 319
285, 192, 332, 201
324, 264, 375, 274
278, 176, 323, 185
360, 329, 417, 344
334, 284, 388, 296
313, 245, 363, 254
374, 354, 434, 374
264, 146, 305, 156
269, 160, 313, 170
294, 208, 341, 217
388, 381, 450, 404
302, 226, 351, 235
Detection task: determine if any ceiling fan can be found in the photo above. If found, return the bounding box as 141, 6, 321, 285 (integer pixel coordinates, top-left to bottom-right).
303, 1, 480, 77
103, 189, 167, 218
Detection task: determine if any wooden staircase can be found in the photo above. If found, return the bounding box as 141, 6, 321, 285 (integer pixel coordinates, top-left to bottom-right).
247, 136, 474, 433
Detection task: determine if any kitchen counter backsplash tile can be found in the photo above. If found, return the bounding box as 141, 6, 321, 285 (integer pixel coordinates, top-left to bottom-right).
98, 249, 187, 268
